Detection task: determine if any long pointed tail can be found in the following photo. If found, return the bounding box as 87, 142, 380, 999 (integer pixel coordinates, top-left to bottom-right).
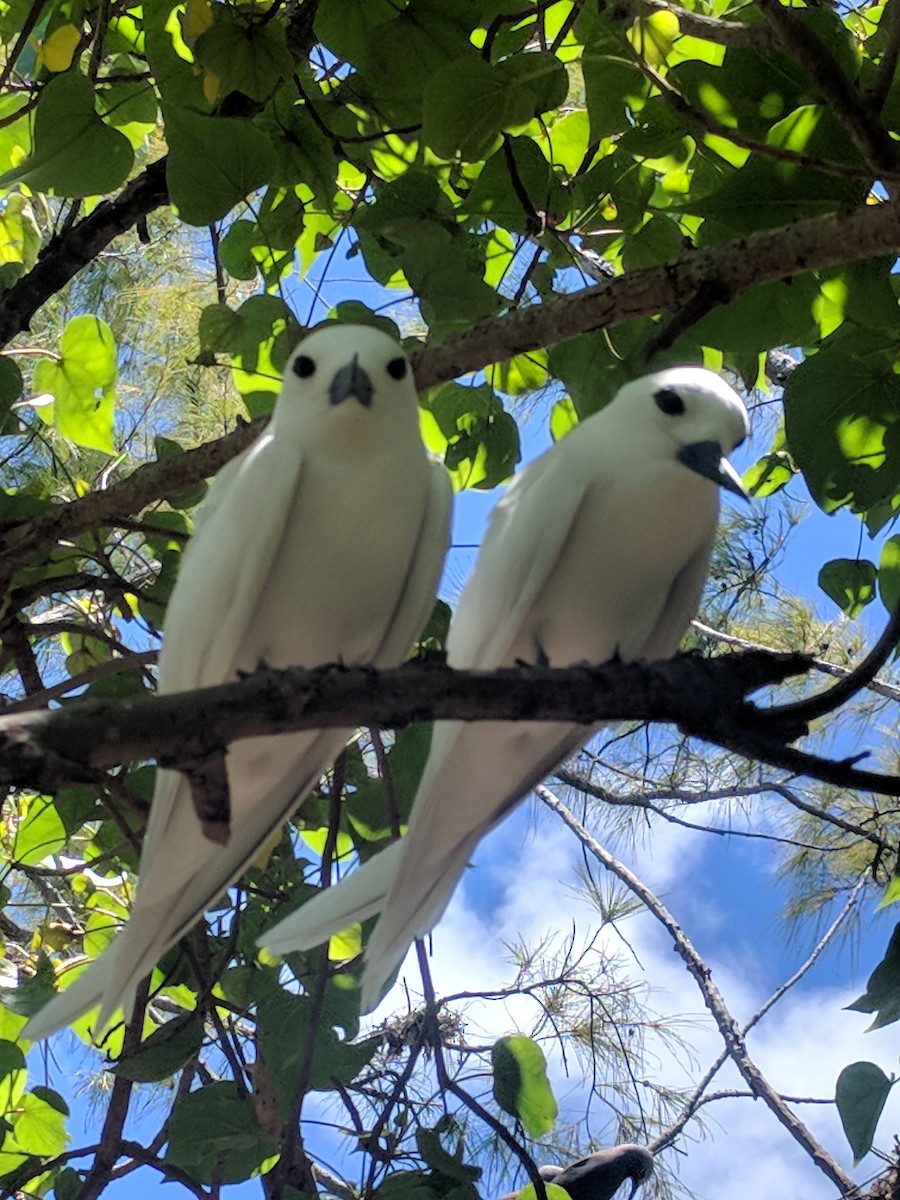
260, 839, 405, 955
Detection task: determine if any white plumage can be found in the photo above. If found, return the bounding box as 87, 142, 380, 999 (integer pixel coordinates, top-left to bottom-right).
24, 323, 452, 1041
259, 367, 748, 1011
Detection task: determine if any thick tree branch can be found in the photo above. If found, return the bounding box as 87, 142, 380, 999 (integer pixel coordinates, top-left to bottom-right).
4, 198, 900, 594
415, 199, 900, 387
634, 0, 778, 50
2, 651, 900, 799
0, 159, 169, 347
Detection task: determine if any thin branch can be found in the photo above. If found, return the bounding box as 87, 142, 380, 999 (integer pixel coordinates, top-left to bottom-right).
769, 602, 900, 724
631, 0, 779, 50
757, 0, 899, 183
117, 1141, 210, 1198
556, 769, 886, 851
640, 57, 885, 184
538, 787, 856, 1195
78, 975, 152, 1200
693, 620, 900, 704
654, 873, 866, 1151
0, 0, 47, 92
4, 649, 157, 713
416, 942, 548, 1200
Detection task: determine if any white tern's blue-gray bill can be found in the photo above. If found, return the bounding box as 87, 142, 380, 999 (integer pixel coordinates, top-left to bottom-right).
259, 367, 748, 1011
24, 323, 453, 1041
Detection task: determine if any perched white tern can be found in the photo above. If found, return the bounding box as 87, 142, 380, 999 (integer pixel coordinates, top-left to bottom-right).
497, 1145, 655, 1200
259, 367, 749, 1010
24, 323, 452, 1041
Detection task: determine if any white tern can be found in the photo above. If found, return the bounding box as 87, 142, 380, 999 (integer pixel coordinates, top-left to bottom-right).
24, 323, 452, 1041
259, 367, 748, 1011
498, 1145, 654, 1200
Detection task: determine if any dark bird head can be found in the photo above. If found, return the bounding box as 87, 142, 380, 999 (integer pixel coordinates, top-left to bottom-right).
543, 1145, 654, 1200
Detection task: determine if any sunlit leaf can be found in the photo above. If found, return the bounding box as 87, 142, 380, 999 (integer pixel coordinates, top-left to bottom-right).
491, 1035, 558, 1138
0, 71, 132, 196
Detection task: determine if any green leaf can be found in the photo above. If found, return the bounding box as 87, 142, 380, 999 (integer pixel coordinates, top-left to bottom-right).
515, 1185, 571, 1200
198, 303, 243, 355
836, 1062, 892, 1164
671, 48, 810, 139
32, 315, 117, 453
491, 1035, 558, 1138
818, 559, 877, 619
688, 107, 865, 237
12, 795, 67, 867
195, 10, 293, 103
878, 535, 900, 616
878, 872, 900, 910
550, 397, 579, 441
374, 1171, 439, 1200
257, 985, 379, 1113
0, 1040, 26, 1086
0, 357, 23, 407
219, 220, 260, 281
676, 276, 820, 361
13, 1091, 69, 1156
163, 105, 277, 225
166, 1082, 278, 1184
0, 72, 133, 196
783, 331, 900, 526
847, 923, 900, 1029
420, 382, 520, 490
547, 334, 635, 419
422, 58, 527, 160
313, 0, 397, 66
261, 92, 335, 196
415, 1128, 481, 1185
744, 451, 794, 499
98, 67, 159, 130
51, 1167, 83, 1200
462, 137, 568, 235
30, 1086, 69, 1116
346, 723, 434, 840
496, 51, 569, 117
582, 47, 647, 140
113, 1012, 204, 1082
622, 214, 683, 270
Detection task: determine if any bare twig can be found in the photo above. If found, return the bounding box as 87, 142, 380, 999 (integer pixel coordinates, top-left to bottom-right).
539, 787, 856, 1195
768, 602, 900, 724
415, 942, 548, 1200
693, 620, 900, 704
654, 874, 866, 1150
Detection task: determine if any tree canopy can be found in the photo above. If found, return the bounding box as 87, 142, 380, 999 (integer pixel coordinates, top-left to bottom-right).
1, 1, 900, 1198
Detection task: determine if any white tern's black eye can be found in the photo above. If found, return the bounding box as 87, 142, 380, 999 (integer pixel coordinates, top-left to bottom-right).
293, 354, 316, 379
654, 387, 685, 416
386, 357, 408, 381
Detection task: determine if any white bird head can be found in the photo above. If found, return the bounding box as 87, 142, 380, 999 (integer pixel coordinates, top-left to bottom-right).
611, 366, 749, 498
271, 323, 419, 442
